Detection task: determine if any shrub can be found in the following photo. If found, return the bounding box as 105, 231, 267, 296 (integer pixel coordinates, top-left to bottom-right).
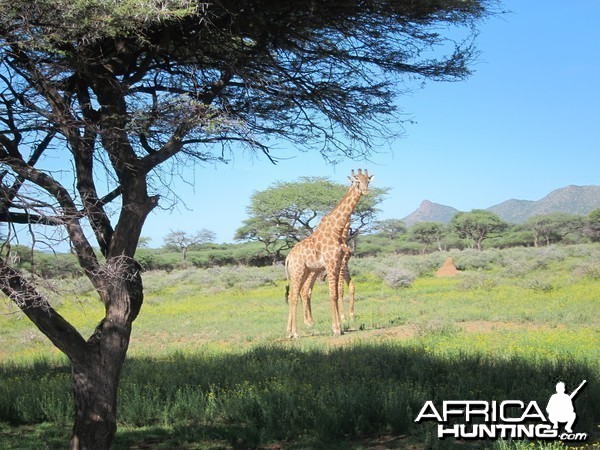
459, 271, 498, 290
572, 260, 600, 280
518, 277, 555, 292
415, 319, 460, 338
382, 267, 416, 288
453, 249, 504, 271
142, 265, 285, 296
403, 253, 446, 277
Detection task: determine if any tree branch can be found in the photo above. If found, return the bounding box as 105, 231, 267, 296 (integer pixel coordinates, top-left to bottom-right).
0, 155, 101, 282
0, 259, 88, 362
0, 211, 62, 225
139, 68, 236, 173
72, 77, 114, 256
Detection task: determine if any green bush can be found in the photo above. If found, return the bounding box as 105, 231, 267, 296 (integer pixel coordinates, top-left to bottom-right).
383, 267, 416, 288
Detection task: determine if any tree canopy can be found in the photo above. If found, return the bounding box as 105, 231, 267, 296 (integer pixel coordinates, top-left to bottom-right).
451, 210, 507, 251
0, 0, 496, 172
410, 221, 448, 252
584, 209, 600, 243
0, 1, 497, 447
164, 229, 216, 260
374, 219, 408, 240
525, 213, 584, 247
235, 176, 387, 261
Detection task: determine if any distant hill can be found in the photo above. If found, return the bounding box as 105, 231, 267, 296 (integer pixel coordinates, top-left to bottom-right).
487, 185, 600, 223
402, 185, 600, 226
485, 199, 536, 224
402, 200, 459, 227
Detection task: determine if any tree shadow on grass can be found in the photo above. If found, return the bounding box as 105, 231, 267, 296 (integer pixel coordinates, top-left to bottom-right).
1, 344, 598, 449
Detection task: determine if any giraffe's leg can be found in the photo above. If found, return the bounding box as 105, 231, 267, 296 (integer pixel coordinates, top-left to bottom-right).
338, 247, 352, 321
337, 267, 346, 321
287, 269, 310, 339
347, 274, 356, 320
301, 271, 319, 326
286, 282, 299, 339
326, 261, 343, 336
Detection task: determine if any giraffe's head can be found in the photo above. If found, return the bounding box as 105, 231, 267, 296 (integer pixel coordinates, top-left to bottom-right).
349, 169, 373, 195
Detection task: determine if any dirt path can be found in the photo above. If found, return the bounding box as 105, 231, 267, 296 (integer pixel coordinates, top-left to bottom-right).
325, 320, 566, 346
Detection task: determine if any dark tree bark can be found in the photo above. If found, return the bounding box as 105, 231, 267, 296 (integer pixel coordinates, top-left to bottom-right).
70, 261, 143, 449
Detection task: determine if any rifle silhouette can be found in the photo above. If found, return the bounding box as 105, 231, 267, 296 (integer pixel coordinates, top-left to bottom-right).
569, 380, 587, 400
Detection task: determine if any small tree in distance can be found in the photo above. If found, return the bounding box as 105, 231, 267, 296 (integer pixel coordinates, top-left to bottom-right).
410, 222, 448, 253
164, 229, 216, 261
374, 219, 408, 240
451, 210, 507, 251
525, 213, 584, 247
584, 209, 600, 243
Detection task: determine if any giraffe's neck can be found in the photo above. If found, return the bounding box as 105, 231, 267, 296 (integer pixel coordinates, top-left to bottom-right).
316, 186, 362, 239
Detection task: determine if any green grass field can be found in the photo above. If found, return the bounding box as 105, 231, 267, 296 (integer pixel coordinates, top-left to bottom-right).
1, 245, 599, 449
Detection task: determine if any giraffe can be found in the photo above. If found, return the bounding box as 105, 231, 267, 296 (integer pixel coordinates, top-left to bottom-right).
285, 169, 373, 337
295, 175, 364, 327
300, 206, 356, 327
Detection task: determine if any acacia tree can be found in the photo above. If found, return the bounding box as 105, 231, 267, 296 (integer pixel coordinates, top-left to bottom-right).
451, 210, 507, 251
235, 176, 387, 261
410, 221, 448, 253
584, 209, 600, 243
164, 229, 216, 261
374, 219, 408, 240
0, 1, 495, 448
525, 213, 584, 247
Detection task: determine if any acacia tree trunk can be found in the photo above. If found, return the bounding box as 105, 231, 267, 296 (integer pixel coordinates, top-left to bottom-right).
70, 333, 130, 449
70, 356, 120, 450
70, 260, 143, 449
0, 260, 140, 449
476, 237, 484, 251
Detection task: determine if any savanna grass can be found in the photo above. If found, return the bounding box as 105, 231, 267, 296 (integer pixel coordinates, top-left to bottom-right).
1, 344, 598, 449
0, 244, 599, 448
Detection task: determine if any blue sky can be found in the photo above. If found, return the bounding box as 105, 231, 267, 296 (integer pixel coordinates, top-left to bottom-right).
141, 0, 600, 246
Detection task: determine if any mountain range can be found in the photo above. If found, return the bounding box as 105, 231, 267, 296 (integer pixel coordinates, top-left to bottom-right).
402, 185, 600, 226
